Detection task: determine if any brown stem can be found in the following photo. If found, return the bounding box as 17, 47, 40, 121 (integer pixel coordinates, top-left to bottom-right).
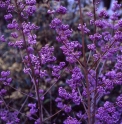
43, 109, 62, 122
14, 0, 42, 123
78, 0, 91, 123
88, 39, 116, 73
21, 23, 42, 124
78, 88, 88, 115
92, 0, 97, 123
9, 85, 36, 100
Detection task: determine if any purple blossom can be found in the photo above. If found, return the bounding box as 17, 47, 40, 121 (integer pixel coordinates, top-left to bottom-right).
50, 18, 62, 29
66, 66, 83, 89
39, 44, 56, 64
58, 87, 71, 99
1, 71, 10, 78
27, 34, 37, 45
116, 94, 122, 107
86, 12, 93, 17
0, 0, 122, 123
22, 22, 39, 34
4, 13, 12, 20
64, 104, 72, 113
96, 101, 121, 124
28, 103, 38, 115
25, 0, 36, 5
0, 110, 20, 124
114, 31, 122, 42
47, 10, 55, 14
71, 89, 81, 105
95, 20, 111, 29
112, 1, 121, 11
25, 5, 36, 15
110, 12, 119, 20
0, 35, 6, 42
57, 102, 64, 109
98, 9, 108, 18
64, 116, 81, 124
118, 20, 122, 27
14, 40, 24, 48
89, 33, 102, 41
11, 32, 18, 38
87, 43, 96, 50
60, 41, 82, 63
7, 5, 14, 12
56, 6, 67, 14
78, 23, 90, 34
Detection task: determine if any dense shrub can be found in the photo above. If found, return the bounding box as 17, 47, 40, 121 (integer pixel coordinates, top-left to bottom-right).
0, 0, 122, 124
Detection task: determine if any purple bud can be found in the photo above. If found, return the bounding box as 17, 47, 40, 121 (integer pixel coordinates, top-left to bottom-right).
4, 13, 13, 20
27, 47, 34, 53
6, 78, 12, 83
56, 6, 67, 14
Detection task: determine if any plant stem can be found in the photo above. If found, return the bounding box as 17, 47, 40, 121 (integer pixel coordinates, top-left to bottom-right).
92, 0, 97, 123
78, 0, 91, 123
14, 0, 42, 123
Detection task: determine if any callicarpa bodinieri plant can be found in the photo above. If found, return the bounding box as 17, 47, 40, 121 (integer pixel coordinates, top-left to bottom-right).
0, 0, 122, 124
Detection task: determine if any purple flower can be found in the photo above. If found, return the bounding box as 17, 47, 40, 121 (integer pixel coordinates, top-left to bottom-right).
60, 41, 82, 63
78, 23, 90, 34
25, 5, 36, 15
71, 89, 81, 105
64, 104, 72, 113
11, 32, 18, 38
0, 110, 20, 124
89, 33, 102, 41
1, 71, 10, 78
4, 13, 13, 20
116, 94, 122, 108
110, 12, 119, 20
57, 102, 63, 109
15, 40, 24, 48
25, 0, 36, 5
114, 31, 122, 42
0, 35, 6, 42
118, 20, 122, 27
98, 9, 108, 18
112, 1, 121, 11
87, 43, 96, 50
28, 103, 38, 115
66, 67, 83, 89
39, 44, 56, 64
50, 18, 62, 29
58, 87, 71, 99
56, 6, 67, 14
64, 116, 81, 124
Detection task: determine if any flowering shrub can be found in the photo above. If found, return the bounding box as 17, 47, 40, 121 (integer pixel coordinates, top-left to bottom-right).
0, 0, 122, 124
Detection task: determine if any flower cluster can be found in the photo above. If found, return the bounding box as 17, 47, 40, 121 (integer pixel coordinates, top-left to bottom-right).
28, 103, 38, 118
39, 44, 56, 64
63, 116, 80, 124
0, 71, 12, 86
0, 0, 122, 124
0, 109, 20, 124
66, 67, 83, 89
96, 101, 122, 124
